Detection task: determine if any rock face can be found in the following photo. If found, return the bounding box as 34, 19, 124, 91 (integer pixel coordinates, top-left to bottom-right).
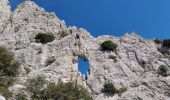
0, 0, 10, 33
0, 0, 170, 100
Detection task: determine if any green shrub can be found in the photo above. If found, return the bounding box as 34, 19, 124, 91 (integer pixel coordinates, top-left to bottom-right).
15, 93, 27, 100
58, 31, 68, 38
26, 76, 47, 99
45, 57, 55, 66
35, 33, 55, 44
117, 87, 127, 96
101, 83, 117, 94
0, 47, 20, 98
0, 86, 12, 98
52, 82, 92, 100
158, 65, 168, 77
0, 76, 14, 87
0, 47, 20, 77
26, 77, 92, 100
109, 55, 117, 62
162, 39, 170, 48
154, 39, 162, 44
101, 83, 127, 96
101, 40, 117, 51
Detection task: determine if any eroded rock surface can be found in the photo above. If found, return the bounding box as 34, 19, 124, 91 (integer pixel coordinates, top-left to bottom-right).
0, 0, 10, 33
0, 0, 170, 100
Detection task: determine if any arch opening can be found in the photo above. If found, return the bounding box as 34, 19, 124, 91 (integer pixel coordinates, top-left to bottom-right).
78, 57, 90, 78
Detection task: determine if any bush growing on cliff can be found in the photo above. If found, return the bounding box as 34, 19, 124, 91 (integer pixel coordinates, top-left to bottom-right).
44, 82, 92, 100
26, 76, 47, 99
109, 55, 117, 62
162, 39, 170, 48
58, 31, 68, 38
101, 83, 117, 94
26, 76, 92, 100
158, 65, 168, 77
0, 47, 20, 98
154, 38, 162, 44
101, 40, 117, 51
35, 33, 55, 44
15, 93, 27, 100
0, 47, 20, 77
101, 83, 127, 96
45, 57, 56, 66
0, 87, 12, 98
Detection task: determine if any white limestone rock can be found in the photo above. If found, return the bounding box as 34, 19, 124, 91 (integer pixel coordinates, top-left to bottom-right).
0, 0, 10, 33
0, 95, 6, 100
0, 0, 169, 100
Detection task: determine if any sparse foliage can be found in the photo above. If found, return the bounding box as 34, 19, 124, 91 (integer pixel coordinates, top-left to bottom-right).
45, 57, 55, 66
26, 77, 92, 100
58, 31, 68, 38
26, 76, 47, 99
117, 87, 127, 96
109, 55, 117, 62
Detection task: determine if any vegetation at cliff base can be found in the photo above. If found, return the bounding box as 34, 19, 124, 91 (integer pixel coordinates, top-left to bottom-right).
35, 33, 55, 44
101, 40, 117, 51
25, 76, 92, 100
0, 47, 20, 98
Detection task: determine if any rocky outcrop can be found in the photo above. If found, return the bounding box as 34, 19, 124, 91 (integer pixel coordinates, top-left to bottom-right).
0, 0, 170, 100
0, 0, 10, 33
0, 95, 6, 100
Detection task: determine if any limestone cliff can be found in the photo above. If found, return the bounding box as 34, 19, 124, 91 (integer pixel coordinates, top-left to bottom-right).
0, 1, 170, 100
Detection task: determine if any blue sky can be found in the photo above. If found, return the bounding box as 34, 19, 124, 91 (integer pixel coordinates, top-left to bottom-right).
78, 58, 89, 75
10, 0, 170, 39
10, 0, 170, 74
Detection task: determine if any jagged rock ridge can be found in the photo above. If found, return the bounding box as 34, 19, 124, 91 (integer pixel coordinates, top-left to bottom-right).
0, 0, 170, 100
